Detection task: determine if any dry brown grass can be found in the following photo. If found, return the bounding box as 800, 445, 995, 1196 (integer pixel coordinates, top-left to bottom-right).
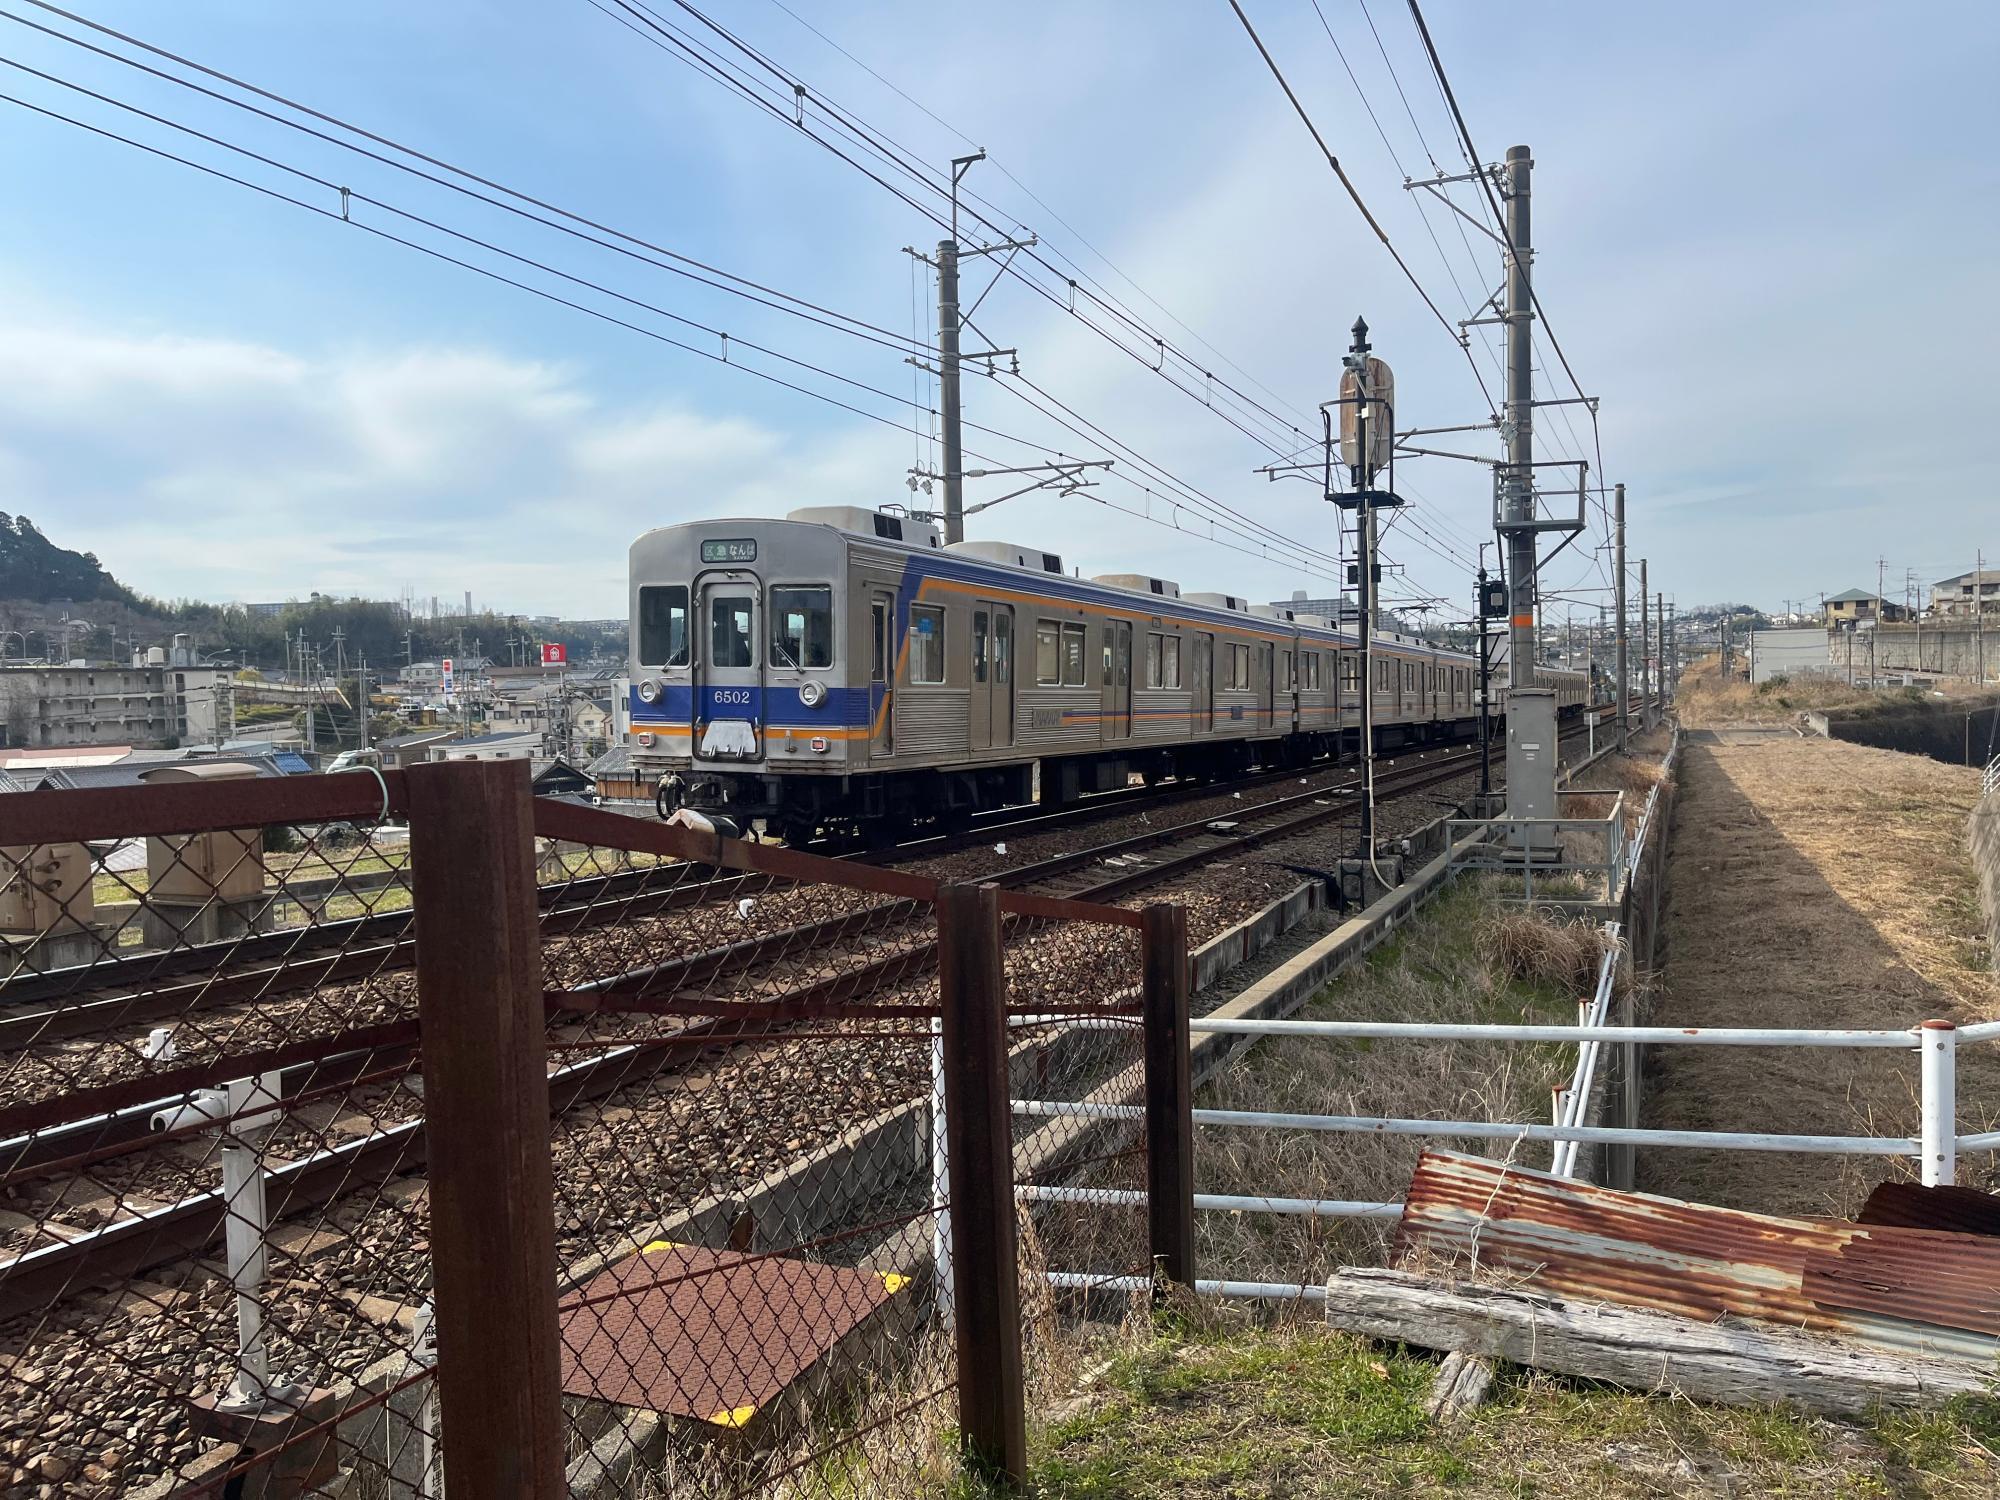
1641, 734, 2000, 1216
1193, 883, 1595, 1283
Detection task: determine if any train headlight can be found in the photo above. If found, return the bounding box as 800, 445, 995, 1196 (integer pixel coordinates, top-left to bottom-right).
798, 679, 826, 709
637, 678, 661, 704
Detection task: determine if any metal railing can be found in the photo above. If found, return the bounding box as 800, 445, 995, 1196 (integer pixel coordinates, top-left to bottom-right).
1444, 790, 1627, 903
1984, 752, 2000, 799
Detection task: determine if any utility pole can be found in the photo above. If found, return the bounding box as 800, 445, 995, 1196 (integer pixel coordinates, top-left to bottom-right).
937, 235, 964, 544
1638, 559, 1650, 720
1657, 592, 1667, 714
1614, 482, 1629, 748
1979, 548, 1986, 684
1476, 554, 1494, 798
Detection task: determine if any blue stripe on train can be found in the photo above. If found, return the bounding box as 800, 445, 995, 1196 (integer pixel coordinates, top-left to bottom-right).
629, 682, 876, 728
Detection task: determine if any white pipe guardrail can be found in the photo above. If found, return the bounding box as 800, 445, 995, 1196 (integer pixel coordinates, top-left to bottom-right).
1018, 1015, 1982, 1193
1984, 753, 2000, 798
1552, 924, 1620, 1178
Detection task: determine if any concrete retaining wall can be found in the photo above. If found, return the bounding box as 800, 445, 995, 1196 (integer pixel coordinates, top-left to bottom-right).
1971, 791, 2000, 973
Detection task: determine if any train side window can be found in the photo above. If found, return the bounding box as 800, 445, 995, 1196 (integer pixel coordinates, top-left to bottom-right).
638, 585, 689, 667
973, 610, 990, 685
1228, 643, 1249, 691
1036, 620, 1061, 684
1145, 633, 1181, 690
709, 596, 754, 668
1303, 652, 1320, 690
1060, 622, 1088, 686
909, 604, 946, 684
768, 586, 833, 670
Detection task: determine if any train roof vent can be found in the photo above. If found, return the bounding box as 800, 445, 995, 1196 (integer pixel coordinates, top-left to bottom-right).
1090, 573, 1182, 598
1185, 592, 1250, 612
786, 505, 942, 549
1295, 613, 1336, 629
944, 540, 1063, 573
1249, 604, 1294, 621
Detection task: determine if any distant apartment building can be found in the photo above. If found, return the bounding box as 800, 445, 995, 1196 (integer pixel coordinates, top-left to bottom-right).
1931, 568, 2000, 616
0, 660, 234, 749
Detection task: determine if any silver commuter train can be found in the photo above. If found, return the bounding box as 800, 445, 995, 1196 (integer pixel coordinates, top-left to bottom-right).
627, 506, 1588, 842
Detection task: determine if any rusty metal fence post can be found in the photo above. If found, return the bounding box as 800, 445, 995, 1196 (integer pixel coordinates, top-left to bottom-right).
1142, 903, 1195, 1291
936, 881, 1027, 1488
406, 760, 567, 1496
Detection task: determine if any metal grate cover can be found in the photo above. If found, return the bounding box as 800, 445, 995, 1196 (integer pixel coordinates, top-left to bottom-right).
556, 1243, 907, 1425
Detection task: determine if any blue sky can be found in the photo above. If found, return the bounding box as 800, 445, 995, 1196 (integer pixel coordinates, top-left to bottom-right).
0, 0, 1994, 621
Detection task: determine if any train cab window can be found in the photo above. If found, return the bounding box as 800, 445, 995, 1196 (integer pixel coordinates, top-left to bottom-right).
709, 596, 754, 668
768, 586, 833, 670
638, 586, 690, 666
908, 604, 946, 684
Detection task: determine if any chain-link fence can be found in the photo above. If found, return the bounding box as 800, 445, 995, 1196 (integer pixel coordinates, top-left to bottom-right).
1, 769, 436, 1498
2, 764, 1196, 1497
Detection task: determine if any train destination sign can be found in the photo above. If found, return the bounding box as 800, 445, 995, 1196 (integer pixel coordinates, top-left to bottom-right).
701, 538, 758, 563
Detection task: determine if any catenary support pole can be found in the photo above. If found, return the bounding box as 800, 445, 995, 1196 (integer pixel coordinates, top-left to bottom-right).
406, 760, 565, 1497
937, 882, 1027, 1486
1614, 483, 1628, 748
1501, 145, 1537, 692
1657, 592, 1667, 714
1142, 903, 1195, 1290
937, 238, 965, 545
1638, 559, 1650, 724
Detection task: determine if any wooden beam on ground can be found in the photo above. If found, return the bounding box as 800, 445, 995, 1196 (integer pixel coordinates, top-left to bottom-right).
1325, 1268, 1994, 1417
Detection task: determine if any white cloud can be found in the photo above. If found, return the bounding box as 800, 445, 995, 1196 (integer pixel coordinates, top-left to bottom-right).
0, 315, 916, 614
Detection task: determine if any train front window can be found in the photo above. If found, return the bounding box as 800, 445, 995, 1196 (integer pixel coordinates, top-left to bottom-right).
769, 586, 833, 669
639, 585, 689, 667
710, 596, 754, 668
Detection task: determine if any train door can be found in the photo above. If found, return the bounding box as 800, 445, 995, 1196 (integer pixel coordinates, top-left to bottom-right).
1192, 633, 1214, 732
1105, 619, 1132, 739
869, 589, 894, 756
1281, 648, 1298, 732
971, 602, 1015, 749
696, 582, 760, 761
992, 606, 1015, 747
1256, 641, 1274, 729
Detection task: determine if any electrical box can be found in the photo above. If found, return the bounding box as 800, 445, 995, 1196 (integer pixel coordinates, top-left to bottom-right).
0, 843, 95, 935
1504, 687, 1560, 852
140, 763, 266, 905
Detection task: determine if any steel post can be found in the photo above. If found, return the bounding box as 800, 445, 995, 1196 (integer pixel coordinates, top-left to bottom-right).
937, 881, 1027, 1487
1142, 903, 1195, 1291
407, 760, 565, 1498
1919, 1020, 1957, 1187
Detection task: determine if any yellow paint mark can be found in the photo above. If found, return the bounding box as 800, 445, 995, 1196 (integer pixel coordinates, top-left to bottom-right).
641, 1240, 681, 1254
708, 1405, 758, 1428
878, 1272, 911, 1293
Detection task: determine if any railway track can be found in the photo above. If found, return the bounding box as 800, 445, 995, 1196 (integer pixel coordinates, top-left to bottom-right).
0, 733, 1509, 1313
0, 715, 1624, 1324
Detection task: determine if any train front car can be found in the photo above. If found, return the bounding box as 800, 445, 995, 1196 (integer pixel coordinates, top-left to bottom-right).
627, 519, 856, 843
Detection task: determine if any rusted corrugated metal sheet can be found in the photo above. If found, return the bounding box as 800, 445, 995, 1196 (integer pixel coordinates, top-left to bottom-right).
1395, 1151, 2000, 1364
1858, 1181, 2000, 1238
556, 1243, 907, 1424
